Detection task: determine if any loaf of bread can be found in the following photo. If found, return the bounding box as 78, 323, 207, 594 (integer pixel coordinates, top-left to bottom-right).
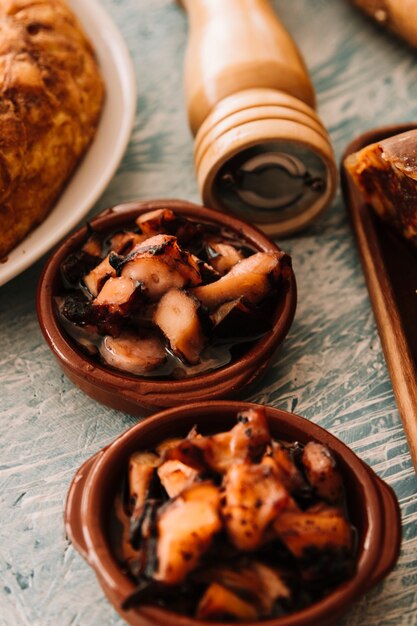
344, 129, 417, 245
0, 0, 104, 259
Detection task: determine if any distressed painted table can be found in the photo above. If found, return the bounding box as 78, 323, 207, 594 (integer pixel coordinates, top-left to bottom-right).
1, 1, 417, 624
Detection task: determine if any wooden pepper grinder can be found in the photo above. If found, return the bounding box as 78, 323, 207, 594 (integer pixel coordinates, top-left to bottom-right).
179, 0, 337, 237
351, 0, 417, 49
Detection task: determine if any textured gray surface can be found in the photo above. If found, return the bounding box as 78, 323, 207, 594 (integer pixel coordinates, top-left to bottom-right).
1, 0, 417, 624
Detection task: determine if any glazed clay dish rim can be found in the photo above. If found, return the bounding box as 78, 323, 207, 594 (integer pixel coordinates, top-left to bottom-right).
37, 199, 297, 403
66, 401, 401, 626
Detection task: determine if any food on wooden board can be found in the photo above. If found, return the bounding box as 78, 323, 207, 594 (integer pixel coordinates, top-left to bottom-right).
345, 129, 417, 245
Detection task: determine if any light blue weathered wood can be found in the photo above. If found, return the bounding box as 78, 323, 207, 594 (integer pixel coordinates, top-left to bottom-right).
1, 1, 417, 624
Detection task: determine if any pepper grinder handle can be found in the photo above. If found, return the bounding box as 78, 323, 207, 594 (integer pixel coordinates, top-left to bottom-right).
180, 0, 337, 237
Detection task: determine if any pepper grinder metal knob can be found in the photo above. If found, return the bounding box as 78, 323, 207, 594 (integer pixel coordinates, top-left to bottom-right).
179, 0, 337, 237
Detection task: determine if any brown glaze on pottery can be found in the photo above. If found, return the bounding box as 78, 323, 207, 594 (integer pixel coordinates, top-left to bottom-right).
37, 200, 297, 415
65, 401, 402, 626
341, 123, 417, 473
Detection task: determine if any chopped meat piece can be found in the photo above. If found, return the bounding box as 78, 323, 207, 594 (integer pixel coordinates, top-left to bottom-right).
136, 209, 178, 236
160, 438, 208, 473
196, 583, 259, 621
301, 441, 343, 503
195, 562, 290, 616
82, 231, 103, 258
250, 562, 291, 613
194, 258, 220, 284
156, 437, 184, 456
107, 231, 147, 255
265, 441, 307, 494
127, 451, 163, 553
191, 252, 282, 311
163, 406, 271, 474
153, 288, 207, 364
60, 292, 95, 326
274, 504, 352, 558
206, 240, 244, 275
121, 235, 202, 300
210, 297, 270, 338
157, 460, 200, 498
94, 276, 139, 307
222, 462, 288, 550
155, 482, 221, 585
99, 331, 167, 375
198, 406, 271, 472
129, 451, 161, 519
345, 129, 417, 244
61, 250, 102, 286
83, 255, 116, 297
91, 277, 144, 335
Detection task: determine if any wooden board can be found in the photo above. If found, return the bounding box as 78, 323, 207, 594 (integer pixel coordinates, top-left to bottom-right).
341, 123, 417, 473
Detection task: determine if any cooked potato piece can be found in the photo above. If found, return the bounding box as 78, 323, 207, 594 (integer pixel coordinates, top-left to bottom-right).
196, 583, 259, 621
157, 460, 200, 498
155, 482, 221, 584
83, 255, 116, 297
99, 331, 167, 375
274, 505, 352, 558
191, 252, 281, 311
222, 462, 288, 550
153, 288, 207, 364
302, 441, 343, 503
206, 240, 243, 275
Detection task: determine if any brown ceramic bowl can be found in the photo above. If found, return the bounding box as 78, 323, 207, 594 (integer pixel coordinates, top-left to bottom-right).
37, 199, 296, 415
65, 400, 401, 626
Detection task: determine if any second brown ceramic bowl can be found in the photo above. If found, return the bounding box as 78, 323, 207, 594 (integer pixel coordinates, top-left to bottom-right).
65, 401, 401, 626
37, 199, 296, 415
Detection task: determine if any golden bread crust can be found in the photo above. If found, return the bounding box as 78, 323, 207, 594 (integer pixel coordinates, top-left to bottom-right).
0, 0, 104, 258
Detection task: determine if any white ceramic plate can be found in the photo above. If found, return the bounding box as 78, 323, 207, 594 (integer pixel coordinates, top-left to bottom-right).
0, 0, 136, 287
